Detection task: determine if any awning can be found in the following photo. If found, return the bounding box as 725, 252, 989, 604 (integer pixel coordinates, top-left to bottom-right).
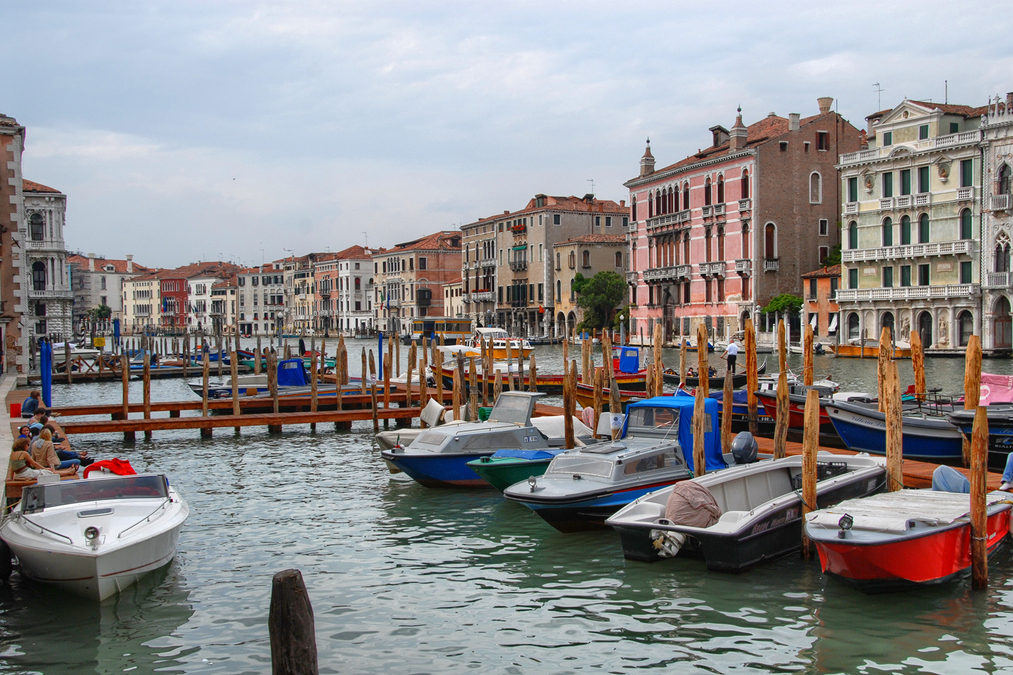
511, 245, 527, 251
829, 314, 839, 332
810, 313, 818, 329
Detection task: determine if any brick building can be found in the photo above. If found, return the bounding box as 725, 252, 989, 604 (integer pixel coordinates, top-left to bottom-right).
373, 231, 462, 336
801, 264, 841, 342
0, 114, 27, 375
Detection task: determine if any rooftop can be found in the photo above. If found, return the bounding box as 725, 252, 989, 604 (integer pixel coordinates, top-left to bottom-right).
67, 254, 150, 275
22, 179, 61, 194
801, 264, 841, 279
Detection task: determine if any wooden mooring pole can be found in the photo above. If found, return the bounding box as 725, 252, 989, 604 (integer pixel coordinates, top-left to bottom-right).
592, 367, 603, 437
911, 330, 926, 402
971, 404, 989, 590
964, 335, 982, 467
232, 350, 241, 435
745, 319, 758, 437
877, 326, 891, 412
528, 352, 537, 393
693, 373, 706, 477
801, 388, 820, 559
721, 367, 733, 454
309, 352, 318, 433
269, 569, 318, 675
803, 324, 814, 387
884, 359, 903, 491
201, 348, 212, 439
773, 320, 788, 459
563, 360, 574, 449
609, 376, 621, 441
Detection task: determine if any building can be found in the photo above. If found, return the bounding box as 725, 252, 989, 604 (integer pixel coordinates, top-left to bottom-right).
210, 276, 238, 333
626, 99, 862, 344
0, 114, 27, 375
801, 264, 841, 341
333, 245, 379, 336
836, 99, 985, 352
443, 278, 464, 318
551, 234, 627, 336
22, 180, 73, 341
68, 253, 148, 332
236, 265, 285, 336
187, 262, 240, 332
373, 231, 462, 336
122, 269, 162, 334
460, 194, 629, 337
981, 93, 1013, 353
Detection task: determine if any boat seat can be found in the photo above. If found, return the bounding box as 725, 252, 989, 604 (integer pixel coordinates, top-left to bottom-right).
718, 510, 746, 523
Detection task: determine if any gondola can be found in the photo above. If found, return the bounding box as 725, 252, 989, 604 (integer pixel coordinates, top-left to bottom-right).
662, 357, 766, 388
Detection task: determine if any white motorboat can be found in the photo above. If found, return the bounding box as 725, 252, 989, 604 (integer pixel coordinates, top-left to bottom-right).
0, 474, 189, 601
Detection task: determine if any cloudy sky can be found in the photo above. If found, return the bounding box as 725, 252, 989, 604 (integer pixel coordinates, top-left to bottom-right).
2, 1, 1010, 268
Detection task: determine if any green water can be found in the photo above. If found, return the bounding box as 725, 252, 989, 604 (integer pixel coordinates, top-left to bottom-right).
2, 341, 1012, 673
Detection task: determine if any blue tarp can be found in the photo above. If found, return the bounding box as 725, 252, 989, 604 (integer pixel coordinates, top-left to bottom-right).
277, 358, 309, 387
490, 448, 564, 461
40, 339, 52, 408
622, 395, 725, 473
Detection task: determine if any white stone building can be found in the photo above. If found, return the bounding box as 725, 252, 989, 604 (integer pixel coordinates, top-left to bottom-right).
236, 265, 285, 336
334, 245, 378, 335
68, 253, 148, 331
22, 180, 73, 340
981, 93, 1013, 353
122, 270, 162, 334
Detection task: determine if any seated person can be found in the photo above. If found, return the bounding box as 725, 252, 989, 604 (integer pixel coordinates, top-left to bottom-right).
8, 438, 76, 480
44, 423, 92, 466
31, 428, 79, 472
40, 416, 85, 457
708, 367, 716, 378
21, 390, 41, 418
17, 425, 30, 440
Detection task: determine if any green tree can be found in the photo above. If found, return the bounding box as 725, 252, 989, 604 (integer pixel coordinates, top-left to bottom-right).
760, 293, 803, 315
573, 271, 626, 332
87, 304, 112, 321
822, 244, 842, 267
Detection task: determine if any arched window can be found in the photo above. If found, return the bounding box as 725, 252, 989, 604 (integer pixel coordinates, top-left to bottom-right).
961, 208, 973, 240
632, 197, 637, 222
683, 182, 690, 210
655, 190, 662, 216
556, 252, 561, 270
568, 251, 576, 268
881, 312, 895, 336
717, 176, 725, 203
764, 223, 777, 259
582, 250, 590, 267
615, 251, 623, 268
742, 222, 750, 258
848, 221, 858, 249
882, 217, 893, 247
847, 313, 860, 340
809, 172, 822, 204
704, 178, 712, 206
673, 185, 680, 212
918, 311, 933, 347
741, 170, 750, 199
668, 187, 674, 214
556, 280, 561, 302
29, 213, 44, 241
32, 261, 46, 291
958, 310, 974, 347
995, 242, 1011, 273
918, 213, 930, 243
1000, 164, 1012, 195
648, 191, 653, 218
354, 277, 361, 290
901, 215, 912, 245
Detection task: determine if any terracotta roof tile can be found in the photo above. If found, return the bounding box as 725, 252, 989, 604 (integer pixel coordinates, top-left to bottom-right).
801, 264, 841, 279
382, 231, 462, 253
22, 179, 61, 194
67, 254, 150, 274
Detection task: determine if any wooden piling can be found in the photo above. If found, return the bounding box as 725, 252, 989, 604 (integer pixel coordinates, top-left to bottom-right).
505, 339, 514, 391
269, 568, 318, 675
602, 332, 613, 386
452, 362, 462, 420
371, 379, 379, 432
777, 319, 787, 376
231, 350, 241, 433
582, 338, 590, 384
360, 348, 368, 395
745, 319, 758, 437
697, 323, 710, 398
405, 352, 414, 411
679, 333, 687, 389
493, 369, 502, 403
964, 335, 982, 467
911, 330, 925, 402
217, 336, 223, 379
722, 369, 733, 453
803, 324, 814, 387
877, 326, 891, 412
269, 350, 280, 416
884, 359, 903, 491
65, 342, 72, 384
435, 347, 444, 408
563, 361, 575, 449
528, 352, 537, 393
653, 323, 663, 398
645, 363, 654, 402
121, 354, 129, 420
469, 356, 478, 416
383, 352, 391, 429
693, 377, 706, 477
609, 376, 621, 440
971, 405, 989, 590
592, 367, 604, 437
800, 388, 820, 559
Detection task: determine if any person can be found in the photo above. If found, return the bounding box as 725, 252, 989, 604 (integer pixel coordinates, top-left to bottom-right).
21, 390, 41, 418
722, 341, 739, 373
40, 415, 86, 457
17, 425, 30, 440
1001, 453, 1013, 491
9, 437, 76, 480
44, 423, 93, 466
31, 428, 79, 472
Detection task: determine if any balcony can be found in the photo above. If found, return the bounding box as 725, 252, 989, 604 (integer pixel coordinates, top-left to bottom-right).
735, 259, 752, 276
25, 239, 65, 252
896, 195, 912, 208
914, 193, 931, 207
626, 271, 639, 284
738, 199, 752, 212
839, 132, 981, 164
844, 202, 859, 215
879, 197, 894, 210
702, 205, 713, 218
510, 260, 528, 272
643, 266, 676, 282
764, 259, 780, 272
29, 287, 74, 300
645, 209, 690, 231
836, 284, 979, 303
986, 272, 1013, 289
700, 262, 725, 278
387, 299, 401, 308
714, 203, 725, 217
992, 194, 1012, 212
957, 187, 974, 201
472, 290, 495, 303
842, 239, 974, 264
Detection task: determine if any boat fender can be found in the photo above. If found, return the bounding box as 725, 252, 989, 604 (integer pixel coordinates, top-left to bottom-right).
0, 540, 11, 582
650, 528, 687, 558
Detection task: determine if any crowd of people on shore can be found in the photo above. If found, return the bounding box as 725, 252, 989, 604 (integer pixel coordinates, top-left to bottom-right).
6, 390, 95, 482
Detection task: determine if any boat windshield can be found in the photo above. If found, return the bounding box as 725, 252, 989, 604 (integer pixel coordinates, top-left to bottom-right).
546, 455, 614, 479
22, 475, 169, 514
625, 407, 680, 435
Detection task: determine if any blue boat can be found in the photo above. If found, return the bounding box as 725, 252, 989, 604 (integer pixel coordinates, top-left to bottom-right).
503, 396, 725, 532
825, 399, 964, 461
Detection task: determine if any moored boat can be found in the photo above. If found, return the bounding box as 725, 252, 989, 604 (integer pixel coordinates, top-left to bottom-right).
946, 406, 1013, 469
825, 399, 963, 461
662, 358, 767, 387
831, 339, 912, 359
467, 448, 566, 492
804, 490, 1013, 592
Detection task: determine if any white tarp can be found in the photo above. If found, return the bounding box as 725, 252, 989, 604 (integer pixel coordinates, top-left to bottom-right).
531, 415, 593, 439
806, 490, 1011, 533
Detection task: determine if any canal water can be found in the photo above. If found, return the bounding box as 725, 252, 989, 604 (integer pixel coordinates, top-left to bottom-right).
3, 340, 1013, 674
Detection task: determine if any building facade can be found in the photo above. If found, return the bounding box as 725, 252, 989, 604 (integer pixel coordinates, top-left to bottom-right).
236, 265, 285, 336
122, 270, 162, 333
836, 100, 984, 352
801, 264, 841, 341
552, 234, 627, 335
444, 278, 463, 318
329, 245, 379, 336
981, 93, 1013, 353
373, 231, 462, 336
22, 180, 73, 341
460, 195, 629, 337
68, 253, 147, 332
626, 99, 862, 345
0, 115, 27, 375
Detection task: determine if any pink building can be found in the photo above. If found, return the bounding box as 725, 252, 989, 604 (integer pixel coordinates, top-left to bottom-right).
625, 100, 862, 343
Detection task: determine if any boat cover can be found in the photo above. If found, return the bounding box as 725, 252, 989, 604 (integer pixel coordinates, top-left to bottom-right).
807, 490, 1012, 533
490, 448, 565, 460
623, 396, 725, 472
277, 359, 309, 387
979, 372, 1013, 404
530, 415, 593, 438
665, 480, 722, 526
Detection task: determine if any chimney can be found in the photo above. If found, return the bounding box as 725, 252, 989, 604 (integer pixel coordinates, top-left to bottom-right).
126, 254, 133, 273
817, 97, 834, 114
709, 125, 730, 148
788, 113, 800, 131
620, 200, 626, 208
87, 253, 95, 272
639, 139, 655, 177
729, 107, 748, 151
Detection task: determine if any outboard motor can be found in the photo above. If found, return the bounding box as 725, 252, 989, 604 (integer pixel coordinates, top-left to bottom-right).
730, 431, 758, 464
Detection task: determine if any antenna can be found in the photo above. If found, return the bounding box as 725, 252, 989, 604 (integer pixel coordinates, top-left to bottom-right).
945, 80, 948, 104
587, 179, 595, 197
873, 83, 884, 110
362, 231, 368, 247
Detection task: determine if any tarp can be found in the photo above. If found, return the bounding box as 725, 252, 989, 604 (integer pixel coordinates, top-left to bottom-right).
40, 339, 53, 408
622, 395, 725, 473
979, 372, 1013, 405
491, 448, 565, 461
277, 358, 309, 387
530, 415, 593, 438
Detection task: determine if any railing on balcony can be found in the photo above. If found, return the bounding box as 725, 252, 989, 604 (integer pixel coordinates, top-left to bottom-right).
836, 284, 978, 302
29, 287, 74, 299
895, 195, 912, 208
472, 290, 495, 303
645, 209, 691, 231
714, 203, 725, 216
957, 187, 974, 201
738, 199, 752, 212
840, 132, 981, 164
643, 266, 677, 282
879, 197, 894, 210
842, 239, 974, 263
510, 260, 528, 272
701, 262, 725, 277
992, 194, 1012, 211
764, 259, 779, 272
480, 258, 496, 268
914, 193, 931, 207
25, 239, 65, 251
844, 202, 859, 215
735, 259, 752, 276
986, 272, 1013, 288
702, 205, 713, 218
626, 271, 638, 284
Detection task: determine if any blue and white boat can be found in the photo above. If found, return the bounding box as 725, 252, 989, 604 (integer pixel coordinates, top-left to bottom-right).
503, 396, 724, 532
825, 399, 964, 462
187, 358, 313, 398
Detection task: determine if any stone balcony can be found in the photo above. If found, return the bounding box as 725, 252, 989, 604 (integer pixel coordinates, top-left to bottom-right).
836, 283, 979, 303
735, 259, 752, 276
24, 239, 66, 252
643, 265, 690, 282
645, 210, 690, 231
509, 260, 528, 272
844, 202, 859, 215
626, 271, 639, 284
839, 131, 982, 165
699, 262, 725, 278
29, 287, 74, 300
992, 194, 1012, 212
985, 272, 1013, 289
738, 198, 752, 213
764, 259, 779, 272
842, 239, 974, 264
472, 290, 495, 303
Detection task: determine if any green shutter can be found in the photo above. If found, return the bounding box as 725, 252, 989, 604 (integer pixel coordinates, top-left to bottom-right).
901, 169, 911, 195
961, 159, 973, 188
918, 166, 930, 193
883, 172, 893, 198
901, 266, 911, 287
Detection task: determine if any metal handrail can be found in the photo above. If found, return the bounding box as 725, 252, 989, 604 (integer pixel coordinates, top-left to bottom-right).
118, 498, 170, 539
20, 515, 74, 545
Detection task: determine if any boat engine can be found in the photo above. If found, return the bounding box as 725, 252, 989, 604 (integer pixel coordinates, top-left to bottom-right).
730, 431, 758, 464
651, 481, 722, 557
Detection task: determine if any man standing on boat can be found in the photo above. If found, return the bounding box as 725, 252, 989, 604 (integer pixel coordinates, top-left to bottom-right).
721, 340, 738, 373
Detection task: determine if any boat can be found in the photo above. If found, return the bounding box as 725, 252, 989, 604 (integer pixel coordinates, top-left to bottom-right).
708, 389, 775, 431
465, 327, 534, 359
946, 406, 1013, 469
503, 395, 724, 532
574, 381, 648, 409
804, 490, 1013, 592
0, 473, 189, 601
606, 452, 885, 572
467, 448, 567, 492
755, 386, 866, 448
825, 399, 964, 462
831, 339, 912, 359
380, 392, 594, 488
404, 317, 473, 346
188, 357, 316, 397
527, 336, 564, 346
663, 357, 767, 387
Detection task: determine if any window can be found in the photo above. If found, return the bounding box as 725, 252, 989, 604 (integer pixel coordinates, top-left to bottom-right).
623, 216, 629, 228
779, 141, 788, 151
919, 213, 930, 243
553, 214, 561, 225
605, 216, 612, 227
1000, 165, 1012, 195
100, 276, 107, 290
817, 131, 830, 151
996, 243, 1011, 273
595, 216, 601, 227
764, 223, 777, 259
539, 243, 543, 261
819, 245, 829, 263
960, 159, 973, 188
809, 172, 822, 203
950, 122, 960, 134
847, 177, 858, 203
30, 213, 44, 241
804, 141, 811, 153
918, 166, 930, 194
683, 182, 690, 210
632, 197, 637, 221
419, 257, 427, 270
538, 283, 544, 302
819, 218, 829, 236
900, 169, 911, 195
409, 258, 414, 271
717, 176, 725, 203
961, 261, 972, 284
582, 250, 590, 268
883, 266, 894, 288
569, 251, 576, 269
849, 268, 858, 289
354, 277, 361, 290
919, 124, 929, 140
498, 286, 503, 303
741, 170, 749, 199
901, 265, 911, 287
961, 209, 973, 240
882, 172, 893, 198
809, 278, 817, 299
830, 277, 838, 299
901, 215, 911, 245
615, 251, 623, 267
883, 131, 893, 146
555, 280, 561, 302
848, 313, 860, 339
882, 217, 893, 246
355, 263, 360, 270
32, 262, 46, 291
848, 221, 858, 249
555, 252, 561, 270
958, 311, 974, 347
704, 178, 712, 206
918, 264, 930, 286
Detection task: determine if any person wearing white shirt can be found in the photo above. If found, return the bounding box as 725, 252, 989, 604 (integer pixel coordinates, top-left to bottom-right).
722, 341, 739, 372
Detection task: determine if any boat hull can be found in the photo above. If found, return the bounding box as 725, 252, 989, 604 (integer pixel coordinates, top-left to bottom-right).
466, 457, 553, 492
380, 450, 494, 488
510, 480, 686, 533
826, 403, 963, 461
833, 343, 912, 359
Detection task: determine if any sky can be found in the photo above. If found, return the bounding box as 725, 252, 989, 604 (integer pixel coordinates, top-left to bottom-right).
2, 1, 1011, 269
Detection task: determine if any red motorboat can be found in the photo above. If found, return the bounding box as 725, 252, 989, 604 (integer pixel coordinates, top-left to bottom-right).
804, 490, 1013, 593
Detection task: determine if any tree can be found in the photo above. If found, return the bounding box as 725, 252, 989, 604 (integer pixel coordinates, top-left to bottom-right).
87, 304, 112, 321
822, 244, 842, 267
760, 293, 802, 316
573, 271, 626, 332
